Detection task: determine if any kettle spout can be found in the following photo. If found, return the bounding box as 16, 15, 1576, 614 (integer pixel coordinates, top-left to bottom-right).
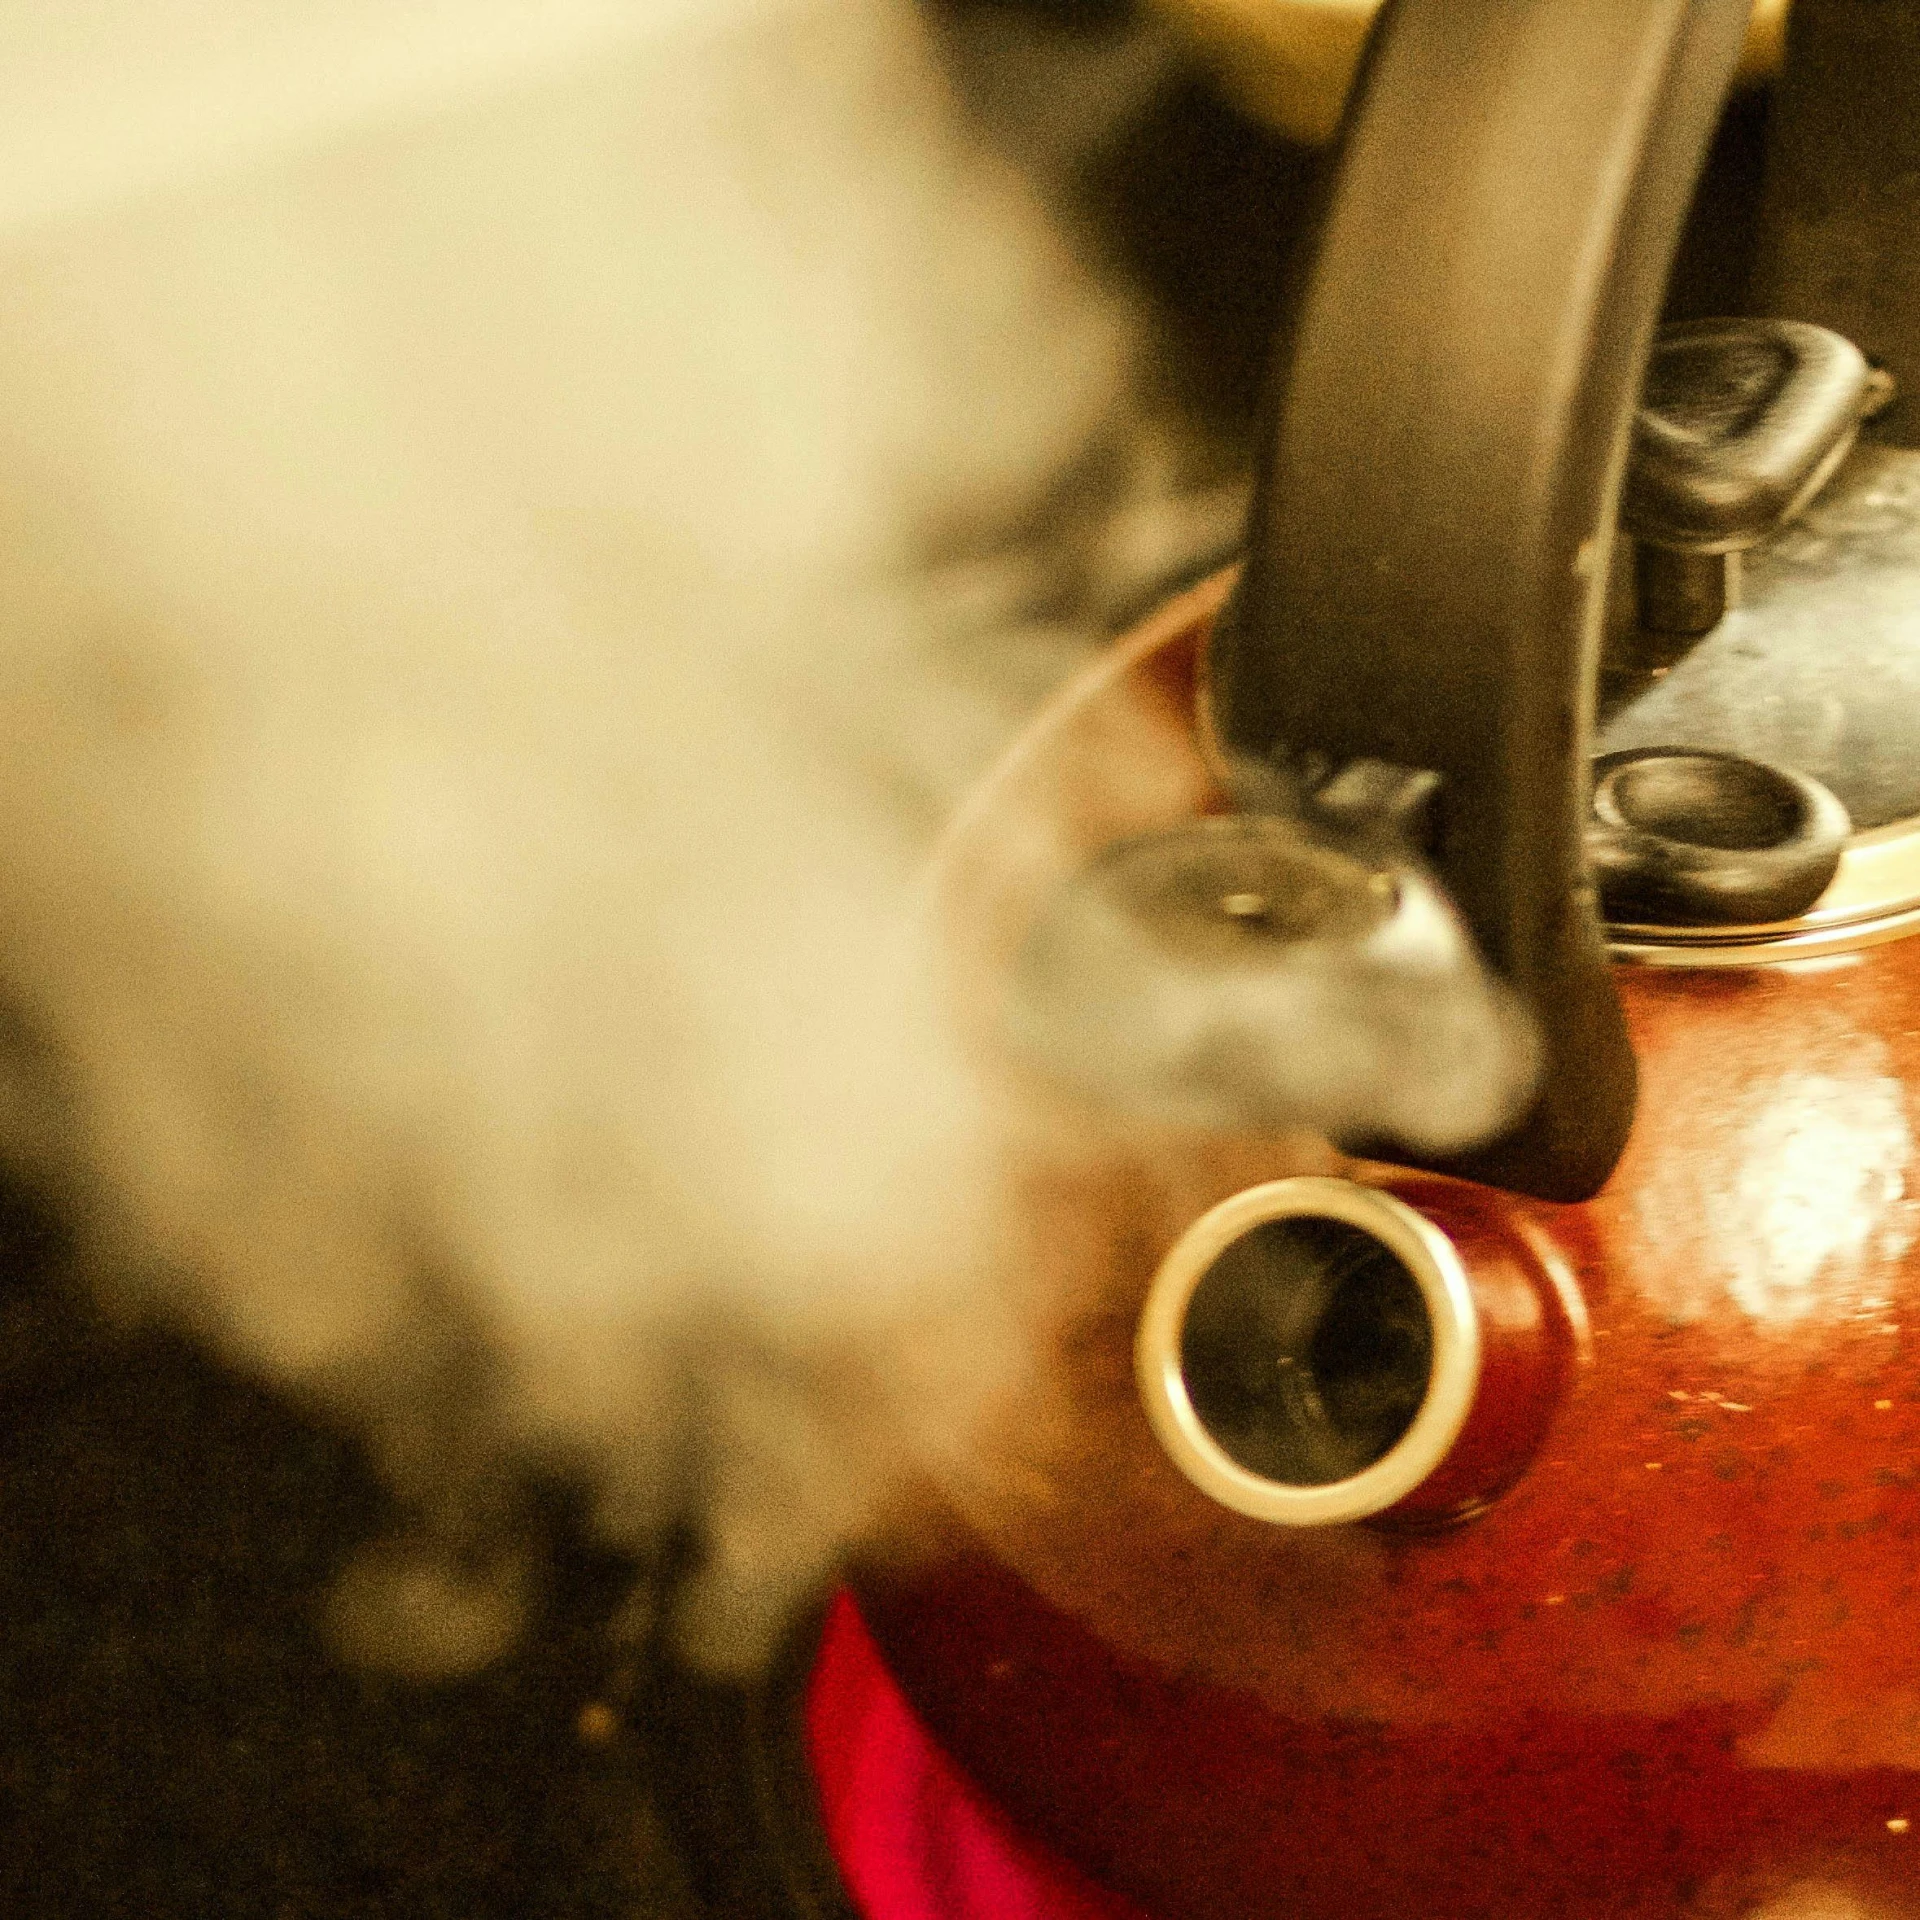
1002, 809, 1539, 1156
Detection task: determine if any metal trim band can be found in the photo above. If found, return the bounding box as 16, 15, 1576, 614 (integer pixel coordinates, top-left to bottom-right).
1609, 815, 1920, 963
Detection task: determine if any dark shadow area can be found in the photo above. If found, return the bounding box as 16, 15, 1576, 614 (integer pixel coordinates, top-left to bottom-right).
0, 1182, 664, 1920
1083, 70, 1322, 441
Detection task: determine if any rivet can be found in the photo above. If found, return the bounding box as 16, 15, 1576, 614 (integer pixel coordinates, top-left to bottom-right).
576, 1703, 618, 1745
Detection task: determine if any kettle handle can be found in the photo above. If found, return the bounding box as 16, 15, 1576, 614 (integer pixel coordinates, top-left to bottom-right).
1205, 0, 1754, 1201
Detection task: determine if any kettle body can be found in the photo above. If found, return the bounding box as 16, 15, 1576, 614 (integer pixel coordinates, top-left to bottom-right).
849, 3, 1920, 1914
855, 574, 1920, 1920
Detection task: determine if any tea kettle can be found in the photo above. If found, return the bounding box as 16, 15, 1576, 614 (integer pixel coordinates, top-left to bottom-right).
841, 2, 1920, 1916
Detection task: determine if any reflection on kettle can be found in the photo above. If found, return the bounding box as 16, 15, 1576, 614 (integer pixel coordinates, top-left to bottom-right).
1627, 1005, 1915, 1331
844, 2, 1920, 1918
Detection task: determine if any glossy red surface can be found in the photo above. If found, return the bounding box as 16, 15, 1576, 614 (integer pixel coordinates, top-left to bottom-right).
1371, 1175, 1581, 1528
857, 578, 1920, 1920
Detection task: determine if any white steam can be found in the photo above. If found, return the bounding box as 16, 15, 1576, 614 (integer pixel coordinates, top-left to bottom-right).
0, 0, 1521, 1679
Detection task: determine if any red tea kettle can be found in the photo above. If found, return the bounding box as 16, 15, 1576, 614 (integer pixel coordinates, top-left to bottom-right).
847, 2, 1920, 1916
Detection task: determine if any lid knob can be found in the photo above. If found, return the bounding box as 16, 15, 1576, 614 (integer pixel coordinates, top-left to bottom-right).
1626, 317, 1885, 634
1587, 747, 1852, 925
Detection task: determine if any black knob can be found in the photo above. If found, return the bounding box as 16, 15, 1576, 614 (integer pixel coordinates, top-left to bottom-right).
1587, 747, 1852, 926
1625, 318, 1882, 633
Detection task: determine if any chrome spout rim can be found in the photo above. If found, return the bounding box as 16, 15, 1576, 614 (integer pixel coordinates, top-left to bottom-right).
1136, 1176, 1483, 1527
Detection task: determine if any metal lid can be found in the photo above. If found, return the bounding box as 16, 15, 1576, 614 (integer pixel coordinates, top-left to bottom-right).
1600, 443, 1920, 962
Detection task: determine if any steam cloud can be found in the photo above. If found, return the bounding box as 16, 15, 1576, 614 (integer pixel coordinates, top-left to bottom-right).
0, 0, 1525, 1679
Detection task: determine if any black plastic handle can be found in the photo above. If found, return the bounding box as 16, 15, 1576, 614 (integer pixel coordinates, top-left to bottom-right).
1205, 0, 1753, 1201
